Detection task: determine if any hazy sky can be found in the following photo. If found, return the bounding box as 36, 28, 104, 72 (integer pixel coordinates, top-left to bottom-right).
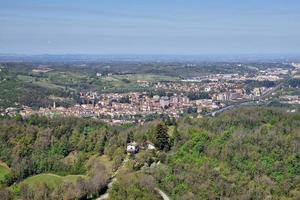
1, 0, 300, 55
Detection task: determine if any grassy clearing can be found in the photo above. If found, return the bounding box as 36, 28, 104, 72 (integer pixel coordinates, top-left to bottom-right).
20, 173, 85, 188
17, 74, 65, 90
10, 173, 87, 195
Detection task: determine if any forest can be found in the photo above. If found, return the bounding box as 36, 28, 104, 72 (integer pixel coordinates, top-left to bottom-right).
0, 107, 299, 200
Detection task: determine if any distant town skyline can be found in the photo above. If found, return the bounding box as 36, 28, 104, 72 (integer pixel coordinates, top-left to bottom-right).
1, 0, 300, 55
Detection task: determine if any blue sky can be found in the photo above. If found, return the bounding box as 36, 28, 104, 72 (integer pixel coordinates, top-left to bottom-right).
0, 0, 300, 55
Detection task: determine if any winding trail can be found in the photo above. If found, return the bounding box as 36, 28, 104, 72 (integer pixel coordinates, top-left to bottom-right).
95, 156, 171, 200
96, 157, 129, 200
155, 188, 171, 200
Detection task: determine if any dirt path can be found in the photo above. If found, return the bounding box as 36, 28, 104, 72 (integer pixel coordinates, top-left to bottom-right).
96, 156, 171, 200
96, 156, 129, 200
155, 188, 171, 200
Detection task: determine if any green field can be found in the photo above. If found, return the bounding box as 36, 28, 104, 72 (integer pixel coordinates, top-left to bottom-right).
2, 68, 181, 109
21, 173, 85, 187
17, 74, 65, 90
16, 72, 176, 92
10, 173, 86, 193
98, 74, 179, 92
47, 71, 90, 85
103, 74, 179, 83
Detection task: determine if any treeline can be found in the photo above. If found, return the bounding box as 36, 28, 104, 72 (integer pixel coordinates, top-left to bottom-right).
245, 80, 276, 88
187, 92, 210, 100
288, 78, 300, 88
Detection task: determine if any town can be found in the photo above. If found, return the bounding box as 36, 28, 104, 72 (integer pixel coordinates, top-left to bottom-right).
8, 65, 298, 124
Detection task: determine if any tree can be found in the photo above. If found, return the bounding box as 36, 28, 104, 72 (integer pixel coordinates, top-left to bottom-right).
188, 92, 210, 100
69, 128, 81, 150
172, 125, 181, 146
126, 131, 134, 144
87, 162, 109, 197
99, 130, 108, 155
109, 173, 160, 200
154, 123, 170, 151
15, 113, 23, 122
119, 96, 131, 104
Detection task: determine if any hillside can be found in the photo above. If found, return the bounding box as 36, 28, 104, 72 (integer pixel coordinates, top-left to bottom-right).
0, 107, 299, 199
154, 108, 300, 199
108, 108, 300, 200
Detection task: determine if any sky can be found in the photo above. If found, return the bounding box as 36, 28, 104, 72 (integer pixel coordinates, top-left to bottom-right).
0, 0, 300, 55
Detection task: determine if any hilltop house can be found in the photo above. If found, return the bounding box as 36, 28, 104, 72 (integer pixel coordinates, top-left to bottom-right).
126, 142, 140, 154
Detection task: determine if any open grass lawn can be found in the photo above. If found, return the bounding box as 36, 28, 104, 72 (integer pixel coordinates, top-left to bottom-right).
10, 173, 87, 195
20, 173, 86, 188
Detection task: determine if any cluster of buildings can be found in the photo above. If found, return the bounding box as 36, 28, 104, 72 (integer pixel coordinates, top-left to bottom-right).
32, 67, 53, 73
280, 95, 300, 105
182, 67, 290, 82
17, 79, 273, 124
3, 66, 296, 124
18, 91, 226, 124
153, 79, 271, 102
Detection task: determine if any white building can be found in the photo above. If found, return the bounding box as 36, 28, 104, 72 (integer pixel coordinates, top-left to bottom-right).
160, 96, 170, 108
153, 95, 160, 102
126, 142, 139, 154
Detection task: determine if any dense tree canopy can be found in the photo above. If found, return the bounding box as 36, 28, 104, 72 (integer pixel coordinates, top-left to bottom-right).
0, 107, 299, 200
154, 108, 300, 199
